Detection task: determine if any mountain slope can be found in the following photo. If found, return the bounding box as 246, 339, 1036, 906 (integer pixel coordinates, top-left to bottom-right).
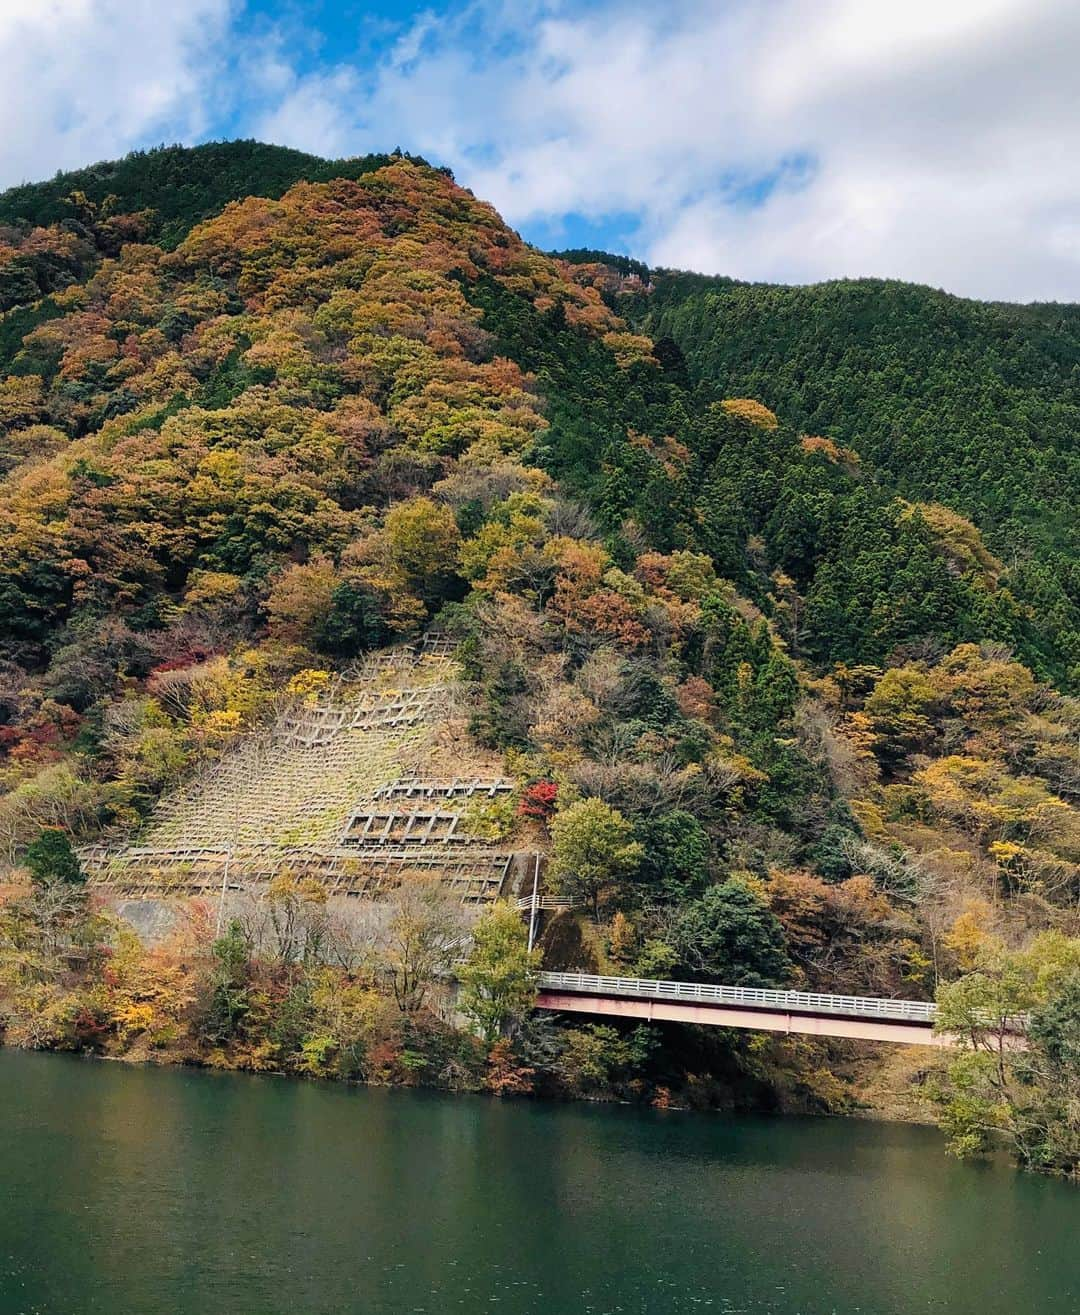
0, 146, 1077, 1140
0, 139, 429, 247
628, 271, 1080, 686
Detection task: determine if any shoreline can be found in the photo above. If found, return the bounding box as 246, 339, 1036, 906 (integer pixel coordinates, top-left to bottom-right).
0, 1030, 942, 1127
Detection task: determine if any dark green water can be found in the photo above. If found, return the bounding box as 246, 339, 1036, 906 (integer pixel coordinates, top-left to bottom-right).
1, 1049, 1078, 1315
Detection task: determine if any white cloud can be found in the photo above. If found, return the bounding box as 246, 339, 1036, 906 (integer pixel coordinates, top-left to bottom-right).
0, 0, 233, 189
256, 67, 364, 158
252, 0, 1080, 301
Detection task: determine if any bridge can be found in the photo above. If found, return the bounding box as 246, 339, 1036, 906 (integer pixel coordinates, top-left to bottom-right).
536, 972, 949, 1046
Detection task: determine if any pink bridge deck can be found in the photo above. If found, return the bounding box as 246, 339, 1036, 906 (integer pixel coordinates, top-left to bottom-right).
535, 990, 950, 1045
534, 972, 951, 1046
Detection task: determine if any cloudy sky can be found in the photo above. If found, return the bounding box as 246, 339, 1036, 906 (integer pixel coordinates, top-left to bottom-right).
3, 0, 1080, 301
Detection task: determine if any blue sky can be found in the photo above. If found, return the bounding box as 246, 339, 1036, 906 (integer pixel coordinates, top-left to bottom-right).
238, 1, 438, 91
3, 1, 1080, 300
236, 0, 650, 251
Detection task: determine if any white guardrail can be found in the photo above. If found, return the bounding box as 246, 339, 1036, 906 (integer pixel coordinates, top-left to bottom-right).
537, 972, 938, 1025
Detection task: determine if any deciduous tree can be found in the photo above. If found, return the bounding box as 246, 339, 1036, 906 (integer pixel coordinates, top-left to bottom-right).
457, 902, 540, 1045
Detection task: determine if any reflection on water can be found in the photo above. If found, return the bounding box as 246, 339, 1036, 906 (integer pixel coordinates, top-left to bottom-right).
1, 1048, 1078, 1314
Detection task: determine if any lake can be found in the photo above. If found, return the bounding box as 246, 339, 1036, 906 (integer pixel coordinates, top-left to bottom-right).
1, 1047, 1077, 1314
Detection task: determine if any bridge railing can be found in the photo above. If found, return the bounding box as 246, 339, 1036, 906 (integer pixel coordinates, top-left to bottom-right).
537, 971, 938, 1024
514, 895, 577, 912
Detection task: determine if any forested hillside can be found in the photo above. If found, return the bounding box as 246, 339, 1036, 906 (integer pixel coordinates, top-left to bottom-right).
0, 140, 431, 251
0, 146, 1077, 1171
629, 271, 1080, 688
0, 142, 429, 374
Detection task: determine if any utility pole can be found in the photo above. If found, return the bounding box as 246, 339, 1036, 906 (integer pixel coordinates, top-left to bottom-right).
527, 852, 541, 952
215, 845, 231, 938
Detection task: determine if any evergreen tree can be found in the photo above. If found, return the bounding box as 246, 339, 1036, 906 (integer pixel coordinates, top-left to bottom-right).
24, 828, 83, 886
